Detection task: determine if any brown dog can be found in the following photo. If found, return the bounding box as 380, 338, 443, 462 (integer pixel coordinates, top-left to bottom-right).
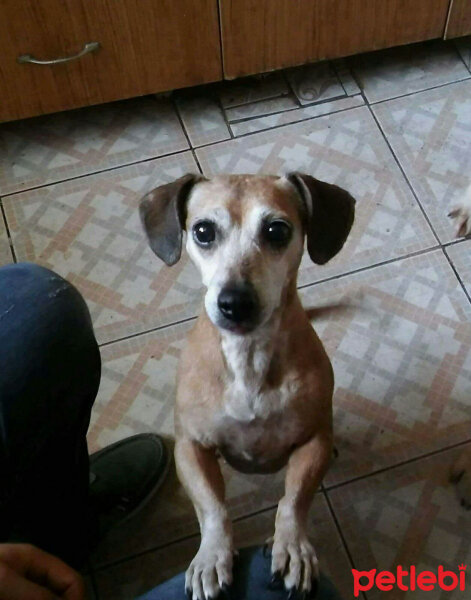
140, 173, 355, 600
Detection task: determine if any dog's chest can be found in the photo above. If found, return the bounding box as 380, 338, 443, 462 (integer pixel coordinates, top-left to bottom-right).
215, 409, 305, 473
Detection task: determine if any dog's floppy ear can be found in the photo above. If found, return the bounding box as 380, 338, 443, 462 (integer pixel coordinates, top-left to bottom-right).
140, 174, 204, 266
287, 172, 355, 265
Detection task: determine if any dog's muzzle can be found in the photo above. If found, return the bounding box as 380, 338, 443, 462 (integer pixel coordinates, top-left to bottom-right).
217, 282, 259, 332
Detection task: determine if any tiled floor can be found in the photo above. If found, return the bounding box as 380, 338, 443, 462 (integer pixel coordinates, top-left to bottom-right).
1, 38, 471, 600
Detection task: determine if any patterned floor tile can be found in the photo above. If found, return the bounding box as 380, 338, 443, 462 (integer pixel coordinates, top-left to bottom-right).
0, 96, 188, 195
455, 37, 471, 71
3, 153, 203, 344
175, 92, 231, 147
0, 217, 12, 265
94, 495, 353, 599
447, 240, 471, 298
230, 96, 364, 136
225, 95, 298, 122
219, 72, 289, 108
328, 444, 471, 599
373, 79, 471, 244
287, 62, 346, 105
196, 106, 436, 286
89, 321, 288, 565
351, 40, 470, 104
299, 250, 471, 486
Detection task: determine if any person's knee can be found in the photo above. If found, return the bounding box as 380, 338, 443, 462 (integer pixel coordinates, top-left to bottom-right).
0, 262, 93, 335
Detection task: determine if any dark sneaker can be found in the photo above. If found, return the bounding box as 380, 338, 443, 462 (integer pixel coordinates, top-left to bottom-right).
88, 433, 170, 537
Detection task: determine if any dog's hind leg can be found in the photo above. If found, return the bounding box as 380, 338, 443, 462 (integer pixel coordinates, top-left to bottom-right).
175, 437, 233, 600
271, 431, 333, 598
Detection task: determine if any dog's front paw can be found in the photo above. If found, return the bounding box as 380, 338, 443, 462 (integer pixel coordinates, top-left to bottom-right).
451, 448, 471, 509
271, 531, 320, 598
448, 188, 471, 238
185, 537, 233, 600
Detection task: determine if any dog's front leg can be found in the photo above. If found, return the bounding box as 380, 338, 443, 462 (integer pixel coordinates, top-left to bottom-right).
175, 437, 233, 600
272, 432, 332, 596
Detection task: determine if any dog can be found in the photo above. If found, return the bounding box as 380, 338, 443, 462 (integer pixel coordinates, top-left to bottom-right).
448, 185, 471, 238
140, 173, 355, 600
449, 185, 471, 508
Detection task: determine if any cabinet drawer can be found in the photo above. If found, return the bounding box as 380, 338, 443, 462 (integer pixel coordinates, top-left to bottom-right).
220, 0, 452, 78
0, 0, 222, 122
445, 0, 471, 38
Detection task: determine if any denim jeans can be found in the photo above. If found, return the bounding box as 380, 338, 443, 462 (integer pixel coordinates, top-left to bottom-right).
0, 262, 100, 567
0, 262, 343, 599
138, 546, 343, 600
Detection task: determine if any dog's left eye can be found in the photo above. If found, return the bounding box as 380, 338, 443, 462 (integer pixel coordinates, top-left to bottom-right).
193, 221, 216, 246
262, 220, 292, 248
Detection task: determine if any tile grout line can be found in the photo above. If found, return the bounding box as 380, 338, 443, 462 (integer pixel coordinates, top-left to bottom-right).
324, 436, 471, 493
171, 96, 204, 175
229, 101, 365, 139
98, 244, 442, 350
442, 246, 471, 305
0, 145, 195, 199
365, 99, 442, 247
228, 93, 348, 125
0, 199, 17, 263
367, 74, 471, 107
98, 314, 197, 349
215, 93, 235, 140
322, 490, 368, 600
297, 244, 441, 291
452, 39, 471, 76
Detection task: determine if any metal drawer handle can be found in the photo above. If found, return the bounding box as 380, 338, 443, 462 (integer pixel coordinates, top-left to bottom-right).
17, 41, 100, 65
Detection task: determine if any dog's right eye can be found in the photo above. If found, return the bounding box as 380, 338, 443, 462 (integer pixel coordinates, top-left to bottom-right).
193, 221, 216, 247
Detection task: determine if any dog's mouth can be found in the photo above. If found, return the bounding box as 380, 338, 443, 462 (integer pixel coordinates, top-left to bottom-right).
216, 318, 259, 335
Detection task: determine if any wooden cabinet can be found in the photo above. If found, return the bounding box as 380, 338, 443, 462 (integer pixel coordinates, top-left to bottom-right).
445, 0, 471, 38
0, 0, 222, 122
219, 0, 452, 78
0, 0, 467, 122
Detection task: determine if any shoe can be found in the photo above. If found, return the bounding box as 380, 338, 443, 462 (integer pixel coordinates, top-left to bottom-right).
88, 433, 170, 537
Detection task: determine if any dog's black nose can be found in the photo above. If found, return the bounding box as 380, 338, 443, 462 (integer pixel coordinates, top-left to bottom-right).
217, 284, 258, 324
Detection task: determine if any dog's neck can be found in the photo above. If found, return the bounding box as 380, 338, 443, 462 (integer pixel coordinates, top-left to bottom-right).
215, 281, 299, 420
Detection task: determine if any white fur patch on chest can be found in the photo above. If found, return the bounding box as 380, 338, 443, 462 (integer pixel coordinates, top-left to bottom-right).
220, 330, 299, 421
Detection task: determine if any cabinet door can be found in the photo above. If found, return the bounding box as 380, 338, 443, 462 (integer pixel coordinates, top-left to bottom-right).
220, 0, 451, 78
0, 0, 222, 122
445, 0, 471, 38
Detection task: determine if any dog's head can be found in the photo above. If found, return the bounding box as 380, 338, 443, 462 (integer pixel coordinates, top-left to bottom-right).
140, 174, 355, 334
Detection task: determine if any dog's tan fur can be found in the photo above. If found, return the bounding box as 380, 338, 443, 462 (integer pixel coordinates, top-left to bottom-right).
140, 173, 355, 600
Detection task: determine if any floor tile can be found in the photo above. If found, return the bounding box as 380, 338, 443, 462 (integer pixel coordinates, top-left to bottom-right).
300, 250, 471, 486
455, 37, 471, 71
0, 96, 188, 195
373, 79, 471, 244
225, 95, 298, 122
351, 40, 470, 104
3, 152, 202, 344
196, 106, 436, 286
328, 444, 471, 599
446, 240, 471, 298
94, 495, 353, 599
333, 58, 362, 96
89, 321, 287, 565
219, 72, 289, 108
175, 93, 231, 147
0, 217, 12, 265
287, 62, 346, 105
230, 95, 364, 136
